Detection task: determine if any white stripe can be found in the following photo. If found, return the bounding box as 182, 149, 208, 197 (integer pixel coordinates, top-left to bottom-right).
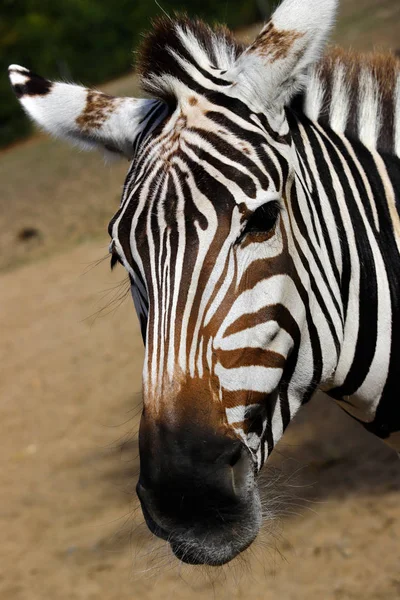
147, 181, 160, 396
337, 132, 380, 232
157, 178, 170, 391
215, 322, 292, 356
330, 64, 350, 134
197, 336, 204, 379
215, 364, 283, 393
168, 172, 186, 377
320, 133, 390, 417
203, 253, 235, 328
358, 68, 381, 149
304, 69, 325, 122
372, 149, 400, 253
305, 125, 361, 389
296, 123, 344, 279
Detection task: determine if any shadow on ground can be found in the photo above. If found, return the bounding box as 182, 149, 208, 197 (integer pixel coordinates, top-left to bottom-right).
92, 392, 399, 554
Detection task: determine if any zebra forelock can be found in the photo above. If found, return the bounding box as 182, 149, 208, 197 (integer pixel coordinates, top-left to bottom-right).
137, 16, 244, 107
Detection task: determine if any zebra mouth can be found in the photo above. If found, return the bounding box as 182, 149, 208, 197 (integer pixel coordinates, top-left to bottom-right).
139, 491, 260, 565
142, 503, 226, 566
140, 497, 171, 542
139, 485, 261, 566
170, 537, 256, 566
170, 543, 206, 565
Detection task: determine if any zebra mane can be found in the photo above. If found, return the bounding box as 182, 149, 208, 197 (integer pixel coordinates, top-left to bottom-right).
298, 47, 400, 155
137, 16, 244, 106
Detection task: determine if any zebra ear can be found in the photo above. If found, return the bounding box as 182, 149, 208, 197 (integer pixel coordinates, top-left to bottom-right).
8, 65, 167, 159
230, 0, 338, 108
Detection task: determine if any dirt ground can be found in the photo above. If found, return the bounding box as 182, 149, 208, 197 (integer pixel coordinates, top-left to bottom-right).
0, 242, 399, 600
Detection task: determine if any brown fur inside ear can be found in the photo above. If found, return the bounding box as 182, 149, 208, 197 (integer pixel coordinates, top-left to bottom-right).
250, 21, 305, 63
136, 14, 244, 104
76, 91, 118, 131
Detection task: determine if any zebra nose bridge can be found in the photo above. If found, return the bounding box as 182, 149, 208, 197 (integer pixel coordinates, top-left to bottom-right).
142, 314, 185, 400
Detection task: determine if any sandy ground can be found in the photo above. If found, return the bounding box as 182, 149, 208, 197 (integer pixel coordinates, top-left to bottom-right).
1, 241, 399, 600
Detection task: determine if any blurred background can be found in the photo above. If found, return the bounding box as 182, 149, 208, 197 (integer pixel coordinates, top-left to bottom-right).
1, 1, 399, 599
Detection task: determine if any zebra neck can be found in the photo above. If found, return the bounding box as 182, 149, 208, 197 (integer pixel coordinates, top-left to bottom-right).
289, 110, 400, 435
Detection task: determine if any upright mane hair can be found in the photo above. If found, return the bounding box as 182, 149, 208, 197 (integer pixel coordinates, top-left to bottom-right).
298, 48, 400, 154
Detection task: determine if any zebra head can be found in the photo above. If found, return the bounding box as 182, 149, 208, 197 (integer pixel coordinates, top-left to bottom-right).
9, 0, 338, 566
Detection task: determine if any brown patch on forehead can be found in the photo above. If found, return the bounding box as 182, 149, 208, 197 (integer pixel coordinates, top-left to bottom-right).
171, 114, 187, 139
188, 96, 198, 106
250, 20, 304, 62
76, 90, 118, 131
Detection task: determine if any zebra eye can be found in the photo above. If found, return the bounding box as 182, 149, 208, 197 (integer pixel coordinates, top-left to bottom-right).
241, 201, 281, 240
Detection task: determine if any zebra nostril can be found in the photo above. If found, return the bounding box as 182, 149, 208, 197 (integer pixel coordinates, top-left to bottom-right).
230, 447, 253, 498
229, 445, 243, 467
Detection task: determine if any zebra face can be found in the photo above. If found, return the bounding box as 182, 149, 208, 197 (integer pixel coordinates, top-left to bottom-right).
9, 0, 339, 566
110, 95, 294, 455
106, 96, 302, 564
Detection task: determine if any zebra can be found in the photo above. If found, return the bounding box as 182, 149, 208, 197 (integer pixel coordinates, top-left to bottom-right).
8, 0, 400, 566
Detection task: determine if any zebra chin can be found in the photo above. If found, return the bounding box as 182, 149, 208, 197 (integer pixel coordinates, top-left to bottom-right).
138, 482, 263, 566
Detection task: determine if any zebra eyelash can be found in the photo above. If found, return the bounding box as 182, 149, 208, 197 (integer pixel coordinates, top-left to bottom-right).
109, 240, 123, 271
110, 251, 121, 270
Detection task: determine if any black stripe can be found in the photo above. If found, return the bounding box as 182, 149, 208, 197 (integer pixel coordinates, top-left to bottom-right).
289, 111, 351, 318
185, 142, 257, 198
317, 136, 378, 398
